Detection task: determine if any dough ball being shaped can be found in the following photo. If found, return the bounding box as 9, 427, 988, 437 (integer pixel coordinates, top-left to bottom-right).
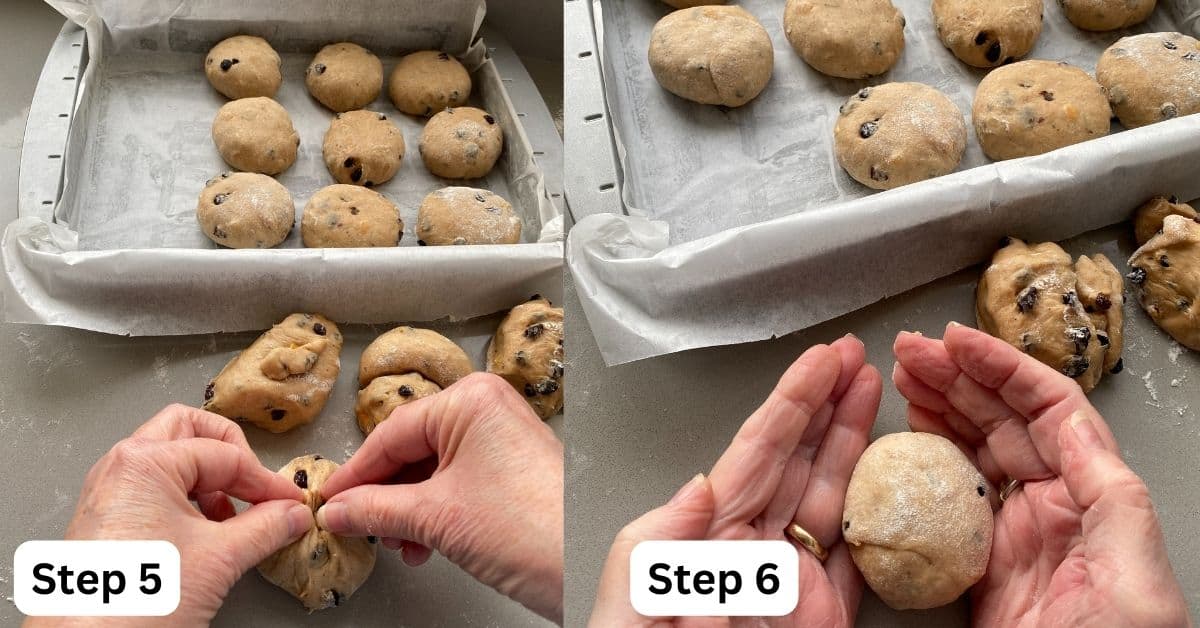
1060, 0, 1155, 31
647, 6, 773, 107
354, 373, 441, 435
202, 314, 342, 432
204, 35, 282, 100
306, 43, 383, 112
931, 0, 1042, 68
322, 110, 405, 187
419, 107, 503, 179
661, 0, 727, 7
416, 187, 521, 245
833, 83, 967, 190
1134, 195, 1198, 246
301, 184, 401, 248
487, 296, 564, 419
783, 0, 905, 79
257, 455, 377, 610
1096, 33, 1200, 129
211, 97, 300, 175
1075, 254, 1126, 374
388, 51, 472, 116
843, 432, 992, 610
358, 326, 474, 389
196, 172, 294, 249
972, 60, 1111, 161
1129, 215, 1200, 351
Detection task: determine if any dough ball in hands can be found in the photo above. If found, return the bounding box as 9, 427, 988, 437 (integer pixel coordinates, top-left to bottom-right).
842, 432, 993, 610
1096, 33, 1200, 129
202, 314, 342, 433
416, 187, 521, 245
306, 43, 383, 112
204, 35, 282, 99
301, 184, 401, 248
322, 110, 405, 187
931, 0, 1042, 68
356, 326, 473, 433
257, 455, 377, 611
487, 296, 564, 419
1133, 195, 1198, 246
1128, 215, 1200, 350
418, 107, 503, 179
1060, 0, 1155, 31
783, 0, 905, 79
211, 97, 300, 175
353, 373, 441, 435
388, 51, 472, 116
833, 83, 967, 190
647, 6, 773, 107
196, 172, 294, 249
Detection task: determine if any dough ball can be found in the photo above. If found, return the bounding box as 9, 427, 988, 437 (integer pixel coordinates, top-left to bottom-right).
1075, 254, 1126, 374
211, 97, 300, 175
202, 314, 342, 432
833, 83, 967, 190
931, 0, 1042, 68
843, 432, 993, 610
196, 172, 294, 249
204, 35, 282, 100
783, 0, 905, 79
487, 296, 564, 419
354, 373, 441, 435
1134, 195, 1198, 246
301, 184, 402, 248
388, 50, 472, 116
972, 60, 1111, 161
416, 187, 521, 245
1129, 215, 1200, 350
647, 6, 773, 107
1060, 0, 1155, 31
418, 107, 503, 179
322, 110, 405, 187
358, 326, 474, 389
305, 43, 383, 112
1096, 33, 1200, 129
661, 0, 727, 7
257, 455, 377, 611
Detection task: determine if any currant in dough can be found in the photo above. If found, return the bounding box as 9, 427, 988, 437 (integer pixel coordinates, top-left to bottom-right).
204, 35, 282, 100
196, 172, 294, 249
211, 97, 300, 175
1060, 0, 1155, 32
306, 43, 383, 113
418, 107, 503, 179
931, 0, 1042, 68
487, 296, 564, 419
1096, 33, 1200, 129
647, 5, 773, 107
1129, 214, 1200, 350
301, 184, 402, 248
388, 51, 472, 117
416, 187, 521, 245
783, 0, 905, 79
322, 110, 405, 187
356, 326, 474, 435
1133, 195, 1198, 246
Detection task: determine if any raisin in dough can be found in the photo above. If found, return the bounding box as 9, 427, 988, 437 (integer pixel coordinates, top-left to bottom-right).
1060, 0, 1156, 31
843, 432, 993, 610
301, 184, 402, 248
1129, 214, 1200, 350
388, 51, 472, 116
783, 0, 905, 79
1096, 33, 1200, 129
833, 83, 967, 190
1075, 254, 1126, 374
322, 110, 405, 187
419, 107, 503, 179
204, 35, 282, 100
196, 172, 294, 249
932, 0, 1042, 68
647, 6, 773, 107
972, 60, 1111, 161
306, 43, 383, 113
211, 97, 300, 175
356, 326, 474, 434
354, 373, 442, 435
257, 455, 376, 611
1134, 195, 1198, 246
416, 187, 521, 245
203, 314, 342, 432
487, 297, 564, 419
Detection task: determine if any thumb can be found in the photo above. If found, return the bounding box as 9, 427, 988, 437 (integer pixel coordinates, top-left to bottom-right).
219, 500, 313, 573
316, 482, 445, 549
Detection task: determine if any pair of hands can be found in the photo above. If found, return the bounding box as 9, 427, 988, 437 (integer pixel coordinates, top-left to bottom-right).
592, 325, 1190, 627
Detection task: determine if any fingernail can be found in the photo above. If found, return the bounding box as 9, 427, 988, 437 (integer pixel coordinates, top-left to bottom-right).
841, 333, 864, 347
315, 502, 347, 533
947, 321, 964, 328
286, 504, 313, 539
668, 473, 705, 506
1068, 412, 1104, 450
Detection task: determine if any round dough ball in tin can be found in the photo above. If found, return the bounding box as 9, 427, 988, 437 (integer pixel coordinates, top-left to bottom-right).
388, 50, 472, 116
306, 42, 383, 112
196, 172, 294, 249
647, 5, 773, 107
301, 184, 402, 248
204, 35, 282, 99
322, 110, 405, 187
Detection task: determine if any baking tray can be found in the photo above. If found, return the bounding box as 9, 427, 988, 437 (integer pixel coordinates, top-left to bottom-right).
3, 0, 565, 336
566, 0, 1200, 365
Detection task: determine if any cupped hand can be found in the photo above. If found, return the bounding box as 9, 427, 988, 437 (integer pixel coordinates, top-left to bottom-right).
893, 323, 1190, 628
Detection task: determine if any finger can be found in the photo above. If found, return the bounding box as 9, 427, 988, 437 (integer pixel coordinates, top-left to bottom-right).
322, 399, 439, 497
894, 363, 987, 445
400, 541, 433, 567
151, 439, 302, 503
218, 499, 313, 573
824, 542, 864, 625
196, 491, 235, 522
828, 334, 867, 400
133, 404, 252, 451
316, 482, 442, 543
383, 538, 404, 551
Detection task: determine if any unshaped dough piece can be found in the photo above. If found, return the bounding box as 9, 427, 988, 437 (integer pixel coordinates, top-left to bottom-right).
322, 110, 405, 187
388, 51, 472, 117
1075, 254, 1126, 374
972, 60, 1111, 161
196, 172, 294, 249
1060, 0, 1156, 32
354, 373, 441, 435
257, 455, 377, 611
416, 187, 521, 245
487, 296, 564, 419
301, 184, 402, 248
418, 107, 503, 179
356, 326, 473, 433
1133, 195, 1198, 246
211, 97, 300, 175
204, 35, 282, 100
931, 0, 1042, 68
1096, 33, 1200, 129
1129, 214, 1200, 350
843, 432, 993, 610
783, 0, 905, 79
833, 83, 967, 190
647, 6, 773, 107
306, 43, 383, 113
202, 314, 342, 433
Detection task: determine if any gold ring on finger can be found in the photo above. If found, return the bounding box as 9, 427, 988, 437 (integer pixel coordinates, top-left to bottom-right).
1000, 477, 1022, 503
785, 522, 829, 562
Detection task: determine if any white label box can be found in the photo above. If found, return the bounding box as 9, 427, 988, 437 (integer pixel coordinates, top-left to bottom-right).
14, 540, 180, 616
630, 540, 799, 617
